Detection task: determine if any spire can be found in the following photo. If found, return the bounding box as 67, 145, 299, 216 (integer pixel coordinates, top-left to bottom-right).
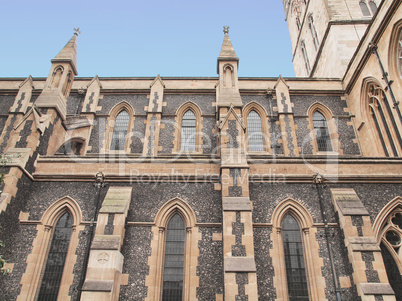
218, 26, 238, 61
51, 31, 78, 75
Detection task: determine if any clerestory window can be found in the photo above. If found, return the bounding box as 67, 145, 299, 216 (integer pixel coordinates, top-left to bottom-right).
312, 111, 333, 152
180, 110, 196, 151
111, 109, 129, 151
247, 110, 264, 152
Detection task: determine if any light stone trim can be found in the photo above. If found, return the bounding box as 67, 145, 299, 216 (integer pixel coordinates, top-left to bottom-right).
270, 198, 327, 301
145, 198, 200, 301
18, 196, 84, 301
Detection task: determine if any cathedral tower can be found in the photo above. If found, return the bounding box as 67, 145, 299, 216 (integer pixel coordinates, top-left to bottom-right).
283, 0, 382, 78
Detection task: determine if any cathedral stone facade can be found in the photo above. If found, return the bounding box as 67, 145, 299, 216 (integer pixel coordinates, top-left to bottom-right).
0, 0, 401, 300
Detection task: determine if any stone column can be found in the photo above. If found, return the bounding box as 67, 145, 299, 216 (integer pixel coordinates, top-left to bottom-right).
81, 187, 132, 301
330, 188, 395, 301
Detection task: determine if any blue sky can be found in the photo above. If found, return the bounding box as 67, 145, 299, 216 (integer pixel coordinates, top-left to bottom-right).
1, 0, 295, 78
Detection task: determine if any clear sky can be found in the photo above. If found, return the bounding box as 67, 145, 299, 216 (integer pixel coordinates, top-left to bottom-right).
1, 0, 295, 78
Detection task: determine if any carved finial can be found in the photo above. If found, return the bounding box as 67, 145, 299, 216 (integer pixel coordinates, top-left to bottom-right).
223, 26, 229, 34
74, 27, 81, 36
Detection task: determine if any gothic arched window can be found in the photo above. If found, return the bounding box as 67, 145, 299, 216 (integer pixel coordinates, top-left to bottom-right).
398, 29, 402, 77
180, 110, 196, 151
308, 14, 320, 51
162, 214, 186, 300
378, 205, 402, 299
247, 110, 264, 151
111, 110, 130, 151
282, 214, 309, 301
313, 111, 333, 152
37, 212, 73, 300
360, 1, 371, 16
367, 83, 402, 157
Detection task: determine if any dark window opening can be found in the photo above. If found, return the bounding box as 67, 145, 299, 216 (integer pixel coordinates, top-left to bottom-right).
360, 1, 371, 16
37, 212, 73, 301
282, 214, 309, 301
162, 214, 185, 301
313, 111, 333, 152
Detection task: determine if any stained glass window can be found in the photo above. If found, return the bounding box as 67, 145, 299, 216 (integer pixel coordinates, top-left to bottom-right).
162, 214, 185, 301
37, 212, 73, 301
180, 110, 196, 151
247, 110, 264, 151
282, 214, 309, 301
111, 110, 129, 151
313, 111, 333, 152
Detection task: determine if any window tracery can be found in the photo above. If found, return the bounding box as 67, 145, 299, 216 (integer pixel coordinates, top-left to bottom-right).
367, 82, 402, 157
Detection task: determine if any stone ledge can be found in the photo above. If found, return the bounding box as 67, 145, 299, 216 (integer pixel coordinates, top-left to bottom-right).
360, 283, 395, 295
224, 257, 256, 272
222, 197, 251, 211
82, 280, 114, 292
100, 187, 132, 213
330, 188, 369, 216
91, 235, 121, 250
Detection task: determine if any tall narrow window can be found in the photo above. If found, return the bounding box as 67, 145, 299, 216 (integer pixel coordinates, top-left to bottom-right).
378, 206, 402, 299
398, 29, 402, 77
111, 110, 129, 151
368, 0, 377, 14
367, 83, 402, 157
313, 111, 333, 152
282, 214, 309, 301
308, 15, 320, 50
38, 212, 73, 301
296, 17, 301, 31
360, 1, 371, 16
180, 110, 196, 151
247, 110, 264, 151
162, 214, 185, 301
301, 41, 311, 75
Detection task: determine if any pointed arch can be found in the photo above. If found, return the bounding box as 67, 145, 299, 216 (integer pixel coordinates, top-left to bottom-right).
388, 19, 402, 79
104, 101, 135, 153
155, 197, 197, 227
373, 197, 402, 298
51, 65, 64, 89
307, 103, 340, 154
173, 102, 203, 153
145, 198, 200, 301
361, 78, 402, 157
270, 198, 327, 301
243, 102, 271, 153
18, 196, 84, 301
56, 137, 86, 156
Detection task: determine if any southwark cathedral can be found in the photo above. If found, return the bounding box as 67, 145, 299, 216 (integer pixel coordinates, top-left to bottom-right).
0, 0, 401, 300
